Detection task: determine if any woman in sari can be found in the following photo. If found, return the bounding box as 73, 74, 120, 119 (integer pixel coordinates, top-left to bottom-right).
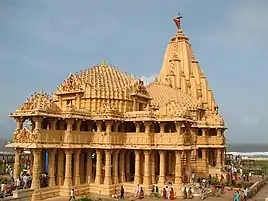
170, 188, 175, 200
162, 187, 167, 199
233, 190, 240, 201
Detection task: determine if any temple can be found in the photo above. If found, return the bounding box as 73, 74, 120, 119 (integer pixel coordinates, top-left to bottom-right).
6, 16, 226, 200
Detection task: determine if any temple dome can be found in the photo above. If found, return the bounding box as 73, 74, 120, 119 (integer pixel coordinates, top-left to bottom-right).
55, 62, 147, 100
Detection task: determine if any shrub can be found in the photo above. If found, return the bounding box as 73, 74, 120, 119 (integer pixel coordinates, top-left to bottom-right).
77, 196, 92, 201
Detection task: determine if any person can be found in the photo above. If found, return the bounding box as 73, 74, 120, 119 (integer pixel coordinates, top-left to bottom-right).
120, 186, 124, 199
155, 186, 159, 195
249, 172, 252, 180
162, 187, 167, 199
151, 185, 155, 193
244, 187, 248, 201
69, 189, 75, 201
139, 187, 144, 199
135, 184, 140, 197
233, 190, 240, 201
170, 188, 175, 200
183, 187, 187, 199
188, 187, 193, 199
166, 186, 170, 199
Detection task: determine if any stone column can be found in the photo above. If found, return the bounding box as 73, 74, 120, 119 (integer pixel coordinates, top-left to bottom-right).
48, 149, 56, 187
95, 150, 102, 185
134, 150, 140, 184
186, 151, 192, 183
33, 117, 42, 130
63, 149, 73, 187
50, 119, 57, 130
119, 150, 125, 183
113, 150, 119, 184
96, 121, 102, 132
135, 122, 141, 133
143, 151, 151, 186
15, 118, 23, 130
202, 149, 207, 162
175, 122, 182, 133
76, 120, 82, 131
151, 151, 155, 184
31, 149, 41, 189
158, 151, 166, 186
159, 123, 165, 134
216, 149, 222, 168
57, 150, 64, 185
125, 151, 131, 181
14, 148, 22, 181
175, 151, 182, 185
105, 121, 113, 134
86, 150, 93, 183
74, 149, 81, 185
104, 150, 112, 185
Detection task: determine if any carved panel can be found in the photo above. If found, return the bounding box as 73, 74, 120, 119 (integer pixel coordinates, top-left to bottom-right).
13, 127, 36, 143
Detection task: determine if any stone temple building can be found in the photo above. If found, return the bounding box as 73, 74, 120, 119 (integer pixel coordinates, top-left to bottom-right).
6, 17, 226, 200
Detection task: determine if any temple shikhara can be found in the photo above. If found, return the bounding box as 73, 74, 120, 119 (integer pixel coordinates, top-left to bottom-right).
6, 16, 226, 200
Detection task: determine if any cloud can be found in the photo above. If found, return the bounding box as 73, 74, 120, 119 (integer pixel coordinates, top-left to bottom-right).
140, 74, 158, 85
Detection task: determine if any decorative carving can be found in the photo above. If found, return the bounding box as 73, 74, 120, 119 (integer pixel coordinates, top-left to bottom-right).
17, 91, 59, 112
57, 73, 83, 92
13, 127, 36, 143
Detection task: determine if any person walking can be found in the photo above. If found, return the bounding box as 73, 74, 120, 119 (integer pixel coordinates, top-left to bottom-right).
120, 185, 124, 199
69, 189, 75, 201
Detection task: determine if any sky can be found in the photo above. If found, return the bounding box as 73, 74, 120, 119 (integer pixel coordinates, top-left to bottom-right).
0, 0, 268, 143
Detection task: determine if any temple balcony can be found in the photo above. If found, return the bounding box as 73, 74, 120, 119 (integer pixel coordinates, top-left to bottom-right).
11, 128, 193, 149
196, 135, 225, 146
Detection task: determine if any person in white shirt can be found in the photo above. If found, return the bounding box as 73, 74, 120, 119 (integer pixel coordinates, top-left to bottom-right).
69, 189, 75, 201
16, 178, 20, 188
1, 183, 4, 192
135, 184, 140, 197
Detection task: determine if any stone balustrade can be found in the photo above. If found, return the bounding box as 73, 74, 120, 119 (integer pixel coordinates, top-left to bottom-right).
196, 136, 225, 146
13, 128, 191, 148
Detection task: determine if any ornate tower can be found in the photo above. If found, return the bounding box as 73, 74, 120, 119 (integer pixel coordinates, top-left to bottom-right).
158, 15, 217, 112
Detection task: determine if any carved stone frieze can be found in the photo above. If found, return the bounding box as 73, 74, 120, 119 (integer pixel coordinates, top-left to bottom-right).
13, 127, 37, 143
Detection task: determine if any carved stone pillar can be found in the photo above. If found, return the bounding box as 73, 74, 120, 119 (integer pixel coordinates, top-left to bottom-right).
143, 151, 151, 186
202, 149, 207, 162
151, 151, 155, 184
202, 128, 207, 136
96, 121, 102, 132
216, 129, 222, 136
31, 149, 41, 189
119, 150, 126, 183
57, 150, 64, 185
134, 150, 141, 184
74, 149, 81, 185
15, 118, 23, 130
159, 122, 165, 134
175, 122, 183, 133
48, 149, 56, 187
133, 97, 137, 111
66, 119, 74, 132
87, 150, 93, 183
95, 150, 102, 185
175, 151, 182, 185
168, 152, 172, 173
63, 149, 73, 187
76, 120, 82, 131
33, 117, 42, 130
14, 148, 22, 181
105, 121, 113, 134
144, 122, 151, 134
113, 150, 119, 184
135, 122, 141, 133
186, 151, 192, 183
158, 151, 166, 186
104, 150, 112, 185
50, 119, 57, 130
216, 149, 222, 168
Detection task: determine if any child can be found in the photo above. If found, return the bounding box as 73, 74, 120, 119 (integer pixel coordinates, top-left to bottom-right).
69, 189, 75, 201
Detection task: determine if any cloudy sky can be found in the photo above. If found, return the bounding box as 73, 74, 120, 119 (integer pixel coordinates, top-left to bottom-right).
0, 0, 268, 143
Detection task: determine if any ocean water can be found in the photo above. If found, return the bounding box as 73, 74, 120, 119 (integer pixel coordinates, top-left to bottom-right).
227, 143, 268, 158
227, 152, 268, 157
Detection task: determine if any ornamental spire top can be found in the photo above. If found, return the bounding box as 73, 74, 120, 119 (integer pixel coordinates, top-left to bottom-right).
173, 12, 183, 30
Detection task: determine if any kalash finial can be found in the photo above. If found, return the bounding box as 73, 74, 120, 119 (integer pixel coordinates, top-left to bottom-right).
101, 59, 107, 67
173, 12, 183, 30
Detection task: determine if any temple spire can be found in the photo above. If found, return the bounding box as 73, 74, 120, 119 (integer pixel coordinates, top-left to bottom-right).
173, 12, 183, 30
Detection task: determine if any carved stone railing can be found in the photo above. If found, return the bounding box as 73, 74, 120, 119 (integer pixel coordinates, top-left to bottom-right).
208, 136, 225, 145
196, 136, 225, 145
196, 136, 208, 145
12, 128, 194, 148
